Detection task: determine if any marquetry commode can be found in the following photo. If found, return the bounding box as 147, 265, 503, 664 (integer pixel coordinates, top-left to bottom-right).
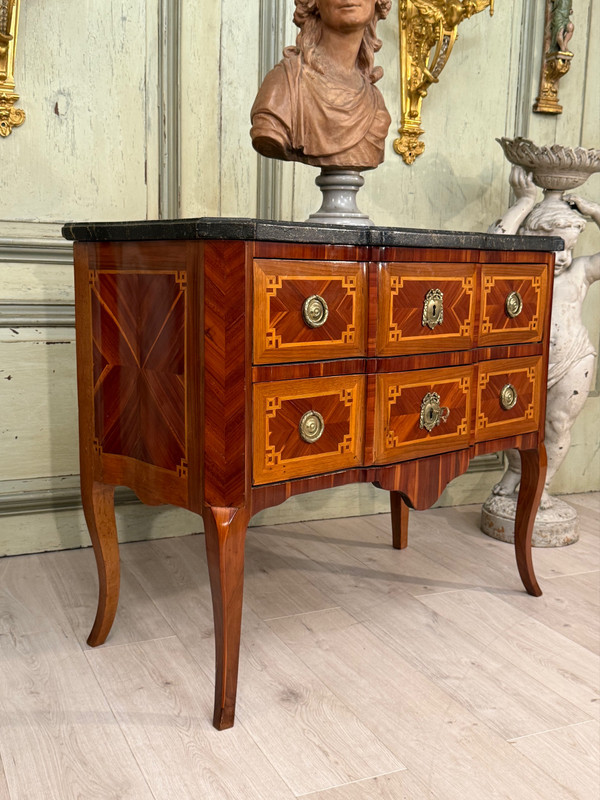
63, 218, 561, 730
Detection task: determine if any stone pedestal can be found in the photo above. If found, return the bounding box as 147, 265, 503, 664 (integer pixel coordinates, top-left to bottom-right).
481, 493, 578, 547
308, 168, 374, 227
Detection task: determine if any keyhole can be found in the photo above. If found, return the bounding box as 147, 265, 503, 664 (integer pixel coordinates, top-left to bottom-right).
432, 303, 437, 316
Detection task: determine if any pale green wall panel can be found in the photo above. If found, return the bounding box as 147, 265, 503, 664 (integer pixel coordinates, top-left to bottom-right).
0, 0, 597, 556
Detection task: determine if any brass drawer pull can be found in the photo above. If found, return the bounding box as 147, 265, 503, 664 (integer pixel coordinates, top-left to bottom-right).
500, 383, 518, 410
422, 288, 444, 329
505, 291, 523, 318
302, 294, 329, 328
419, 392, 450, 432
299, 410, 325, 443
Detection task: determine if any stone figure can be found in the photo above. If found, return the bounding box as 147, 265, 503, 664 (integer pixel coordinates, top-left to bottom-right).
489, 165, 600, 510
250, 0, 392, 171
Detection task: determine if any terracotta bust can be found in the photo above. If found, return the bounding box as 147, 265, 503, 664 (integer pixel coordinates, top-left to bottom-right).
250, 0, 392, 171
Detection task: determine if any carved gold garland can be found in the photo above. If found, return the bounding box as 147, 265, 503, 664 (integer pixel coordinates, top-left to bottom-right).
394, 0, 494, 165
0, 0, 25, 137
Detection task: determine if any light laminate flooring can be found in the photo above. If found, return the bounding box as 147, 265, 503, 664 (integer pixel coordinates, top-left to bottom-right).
0, 495, 599, 799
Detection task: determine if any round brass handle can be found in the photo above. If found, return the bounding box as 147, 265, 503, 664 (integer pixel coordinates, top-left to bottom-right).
302, 295, 329, 328
422, 289, 444, 329
419, 392, 450, 432
500, 384, 518, 410
299, 410, 325, 443
505, 291, 523, 319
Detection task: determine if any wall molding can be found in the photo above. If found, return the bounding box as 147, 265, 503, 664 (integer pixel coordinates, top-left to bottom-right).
0, 236, 73, 265
0, 303, 75, 327
256, 0, 287, 221
0, 478, 139, 518
0, 452, 503, 519
159, 0, 181, 219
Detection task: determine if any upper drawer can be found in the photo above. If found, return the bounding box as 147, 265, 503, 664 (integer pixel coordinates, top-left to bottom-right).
253, 259, 367, 364
377, 263, 476, 356
478, 264, 548, 347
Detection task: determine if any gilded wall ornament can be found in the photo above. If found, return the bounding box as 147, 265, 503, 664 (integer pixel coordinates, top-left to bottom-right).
394, 0, 494, 164
0, 0, 25, 136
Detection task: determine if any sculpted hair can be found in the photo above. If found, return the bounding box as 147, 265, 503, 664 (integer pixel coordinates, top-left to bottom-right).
520, 202, 586, 235
287, 0, 392, 84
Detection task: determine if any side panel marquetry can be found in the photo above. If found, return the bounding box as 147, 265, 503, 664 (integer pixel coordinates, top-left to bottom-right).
479, 264, 548, 347
373, 365, 472, 464
253, 375, 365, 484
475, 356, 543, 441
253, 259, 367, 364
90, 267, 187, 475
377, 263, 476, 356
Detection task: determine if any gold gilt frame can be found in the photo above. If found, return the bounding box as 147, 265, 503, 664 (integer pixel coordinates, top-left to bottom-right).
394, 1, 494, 165
0, 0, 25, 137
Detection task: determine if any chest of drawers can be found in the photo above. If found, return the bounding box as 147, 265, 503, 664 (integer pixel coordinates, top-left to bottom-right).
64, 218, 560, 730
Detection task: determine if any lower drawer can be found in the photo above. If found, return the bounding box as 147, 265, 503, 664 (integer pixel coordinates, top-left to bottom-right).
253, 375, 365, 485
373, 365, 472, 464
475, 356, 543, 442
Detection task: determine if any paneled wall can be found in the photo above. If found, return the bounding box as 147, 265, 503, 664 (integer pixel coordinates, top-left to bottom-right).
1, 0, 597, 555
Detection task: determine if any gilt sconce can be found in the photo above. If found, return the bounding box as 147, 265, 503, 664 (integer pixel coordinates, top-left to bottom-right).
533, 0, 574, 114
394, 0, 494, 165
0, 0, 25, 137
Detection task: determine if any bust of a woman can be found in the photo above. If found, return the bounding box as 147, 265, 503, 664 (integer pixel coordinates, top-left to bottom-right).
250, 0, 392, 172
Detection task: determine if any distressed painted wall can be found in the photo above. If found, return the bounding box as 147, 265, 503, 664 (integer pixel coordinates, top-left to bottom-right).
0, 0, 598, 555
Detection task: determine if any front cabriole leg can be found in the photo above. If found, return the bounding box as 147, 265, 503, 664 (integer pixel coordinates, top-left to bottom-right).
514, 445, 547, 596
202, 505, 250, 730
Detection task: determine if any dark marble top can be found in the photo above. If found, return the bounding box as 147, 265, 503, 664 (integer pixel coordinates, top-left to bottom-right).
61, 217, 563, 252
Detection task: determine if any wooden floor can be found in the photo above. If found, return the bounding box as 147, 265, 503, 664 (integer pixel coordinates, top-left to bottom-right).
1, 494, 599, 799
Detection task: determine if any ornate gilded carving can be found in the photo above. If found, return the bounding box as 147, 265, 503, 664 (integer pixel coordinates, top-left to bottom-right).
0, 0, 25, 137
394, 0, 494, 164
533, 1, 574, 115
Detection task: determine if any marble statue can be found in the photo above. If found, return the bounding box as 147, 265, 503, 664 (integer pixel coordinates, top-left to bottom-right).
250, 0, 392, 172
489, 165, 600, 513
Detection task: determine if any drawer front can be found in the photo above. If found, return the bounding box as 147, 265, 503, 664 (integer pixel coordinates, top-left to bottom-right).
377, 263, 476, 356
253, 375, 365, 484
253, 259, 367, 364
373, 366, 472, 464
479, 264, 548, 347
475, 356, 543, 442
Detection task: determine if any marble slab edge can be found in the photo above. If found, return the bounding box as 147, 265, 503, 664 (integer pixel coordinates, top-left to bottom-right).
61, 217, 563, 253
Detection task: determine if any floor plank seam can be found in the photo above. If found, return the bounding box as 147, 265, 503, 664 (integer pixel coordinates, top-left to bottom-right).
293, 766, 410, 797
263, 606, 342, 622
507, 718, 597, 743
542, 569, 600, 580
84, 634, 180, 653
412, 587, 482, 598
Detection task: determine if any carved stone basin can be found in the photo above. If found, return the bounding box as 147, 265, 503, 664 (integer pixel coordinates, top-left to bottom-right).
497, 136, 600, 191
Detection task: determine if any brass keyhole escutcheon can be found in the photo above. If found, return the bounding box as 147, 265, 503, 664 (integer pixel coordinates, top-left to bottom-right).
299, 410, 325, 443
505, 291, 523, 319
500, 384, 518, 411
302, 295, 329, 328
422, 289, 444, 330
419, 392, 450, 433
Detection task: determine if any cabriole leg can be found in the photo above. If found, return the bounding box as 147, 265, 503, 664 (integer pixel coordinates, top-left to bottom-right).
203, 505, 249, 730
82, 480, 120, 647
515, 445, 547, 597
